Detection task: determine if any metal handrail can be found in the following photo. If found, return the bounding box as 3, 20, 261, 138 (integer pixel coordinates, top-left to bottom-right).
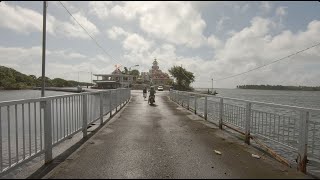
170, 90, 320, 173
174, 90, 320, 112
0, 88, 131, 175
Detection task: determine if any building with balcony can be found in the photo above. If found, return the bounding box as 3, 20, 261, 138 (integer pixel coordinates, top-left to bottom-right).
93, 68, 135, 89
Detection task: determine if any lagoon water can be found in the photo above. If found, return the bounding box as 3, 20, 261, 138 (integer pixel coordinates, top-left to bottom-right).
1, 89, 320, 109
0, 90, 71, 102
195, 88, 320, 109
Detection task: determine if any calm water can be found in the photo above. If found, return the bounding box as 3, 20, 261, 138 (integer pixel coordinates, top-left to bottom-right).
0, 90, 74, 102
2, 89, 320, 109
196, 88, 320, 109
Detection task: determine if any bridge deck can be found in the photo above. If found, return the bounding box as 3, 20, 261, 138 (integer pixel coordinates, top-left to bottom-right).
42, 91, 309, 179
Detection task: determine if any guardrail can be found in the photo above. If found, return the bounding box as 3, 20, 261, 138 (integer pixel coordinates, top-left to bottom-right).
0, 88, 131, 175
170, 90, 320, 174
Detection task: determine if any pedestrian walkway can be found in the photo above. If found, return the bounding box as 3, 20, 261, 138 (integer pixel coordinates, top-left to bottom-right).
43, 91, 310, 179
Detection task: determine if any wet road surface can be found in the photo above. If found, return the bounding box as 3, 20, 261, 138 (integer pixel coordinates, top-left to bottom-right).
43, 91, 310, 179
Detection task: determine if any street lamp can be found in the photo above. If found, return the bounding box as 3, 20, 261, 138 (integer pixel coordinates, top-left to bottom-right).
129, 64, 139, 71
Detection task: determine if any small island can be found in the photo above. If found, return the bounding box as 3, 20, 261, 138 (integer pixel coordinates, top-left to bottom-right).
0, 66, 92, 90
237, 84, 320, 91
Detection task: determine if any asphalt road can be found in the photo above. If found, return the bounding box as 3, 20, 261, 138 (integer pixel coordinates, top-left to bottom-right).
43, 90, 310, 179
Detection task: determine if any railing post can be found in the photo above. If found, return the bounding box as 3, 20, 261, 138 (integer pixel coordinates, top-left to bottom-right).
100, 92, 103, 125
82, 94, 88, 138
176, 91, 178, 103
175, 91, 177, 102
173, 91, 175, 102
121, 89, 124, 107
119, 90, 121, 108
194, 95, 197, 114
245, 102, 251, 145
109, 90, 112, 117
119, 89, 121, 109
219, 98, 223, 129
116, 90, 118, 112
204, 96, 207, 120
181, 93, 184, 107
127, 89, 128, 102
187, 94, 190, 110
44, 100, 52, 164
126, 89, 131, 103
298, 110, 309, 173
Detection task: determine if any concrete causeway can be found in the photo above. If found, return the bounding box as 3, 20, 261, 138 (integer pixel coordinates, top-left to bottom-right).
42, 90, 310, 179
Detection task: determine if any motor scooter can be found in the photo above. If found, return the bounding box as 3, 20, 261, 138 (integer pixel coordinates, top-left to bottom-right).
148, 95, 155, 105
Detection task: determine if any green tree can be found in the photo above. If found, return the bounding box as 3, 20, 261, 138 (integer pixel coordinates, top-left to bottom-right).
122, 67, 129, 74
52, 78, 69, 87
129, 69, 140, 77
36, 76, 52, 87
168, 66, 195, 91
0, 65, 94, 89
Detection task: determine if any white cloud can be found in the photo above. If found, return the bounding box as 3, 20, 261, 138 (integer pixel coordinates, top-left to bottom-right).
110, 2, 140, 21
88, 1, 113, 20
59, 12, 100, 39
275, 6, 288, 29
207, 35, 222, 49
123, 33, 153, 53
0, 2, 99, 39
119, 17, 320, 88
0, 46, 113, 82
109, 2, 207, 48
139, 2, 206, 48
1, 2, 319, 89
0, 2, 43, 34
107, 26, 128, 40
216, 16, 230, 32
107, 26, 153, 53
205, 18, 320, 88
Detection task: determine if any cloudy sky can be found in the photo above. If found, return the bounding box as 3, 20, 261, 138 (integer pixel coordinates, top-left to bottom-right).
0, 1, 319, 88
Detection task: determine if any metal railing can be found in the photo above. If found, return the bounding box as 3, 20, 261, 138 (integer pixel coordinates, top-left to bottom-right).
0, 88, 131, 175
170, 90, 320, 173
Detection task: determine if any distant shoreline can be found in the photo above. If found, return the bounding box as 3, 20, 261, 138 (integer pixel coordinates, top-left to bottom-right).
238, 88, 320, 91
237, 85, 320, 91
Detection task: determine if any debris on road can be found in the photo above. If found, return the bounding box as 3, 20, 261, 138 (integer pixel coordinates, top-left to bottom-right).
252, 154, 261, 159
214, 150, 222, 155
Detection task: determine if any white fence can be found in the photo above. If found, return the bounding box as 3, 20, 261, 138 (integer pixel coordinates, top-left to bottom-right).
0, 88, 130, 175
170, 90, 320, 173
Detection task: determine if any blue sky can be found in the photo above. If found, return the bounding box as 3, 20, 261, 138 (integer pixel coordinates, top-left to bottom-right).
0, 1, 319, 88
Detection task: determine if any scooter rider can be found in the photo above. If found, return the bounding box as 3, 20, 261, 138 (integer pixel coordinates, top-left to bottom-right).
149, 86, 156, 103
143, 87, 147, 100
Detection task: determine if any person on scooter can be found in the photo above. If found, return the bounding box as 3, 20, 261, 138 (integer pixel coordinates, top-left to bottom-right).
148, 86, 156, 103
143, 87, 147, 100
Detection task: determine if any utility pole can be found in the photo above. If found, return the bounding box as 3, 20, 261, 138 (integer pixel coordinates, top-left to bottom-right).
211, 78, 213, 93
41, 1, 47, 97
78, 71, 80, 86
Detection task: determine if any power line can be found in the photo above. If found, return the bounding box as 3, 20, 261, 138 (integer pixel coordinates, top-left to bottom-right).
58, 1, 117, 63
212, 42, 320, 82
